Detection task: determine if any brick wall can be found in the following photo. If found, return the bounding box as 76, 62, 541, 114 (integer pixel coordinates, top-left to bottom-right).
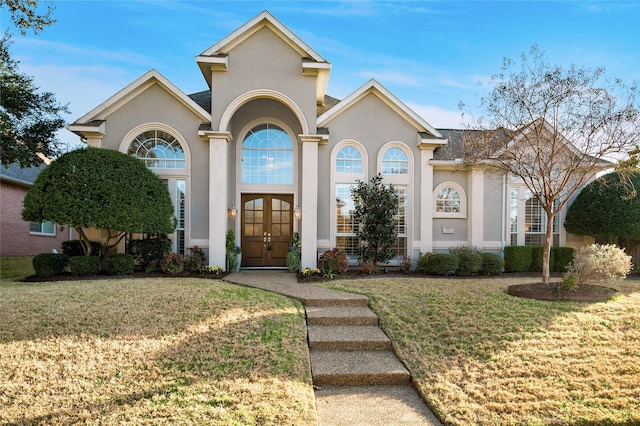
0, 182, 70, 256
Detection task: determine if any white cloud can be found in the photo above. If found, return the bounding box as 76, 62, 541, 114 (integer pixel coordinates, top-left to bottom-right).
405, 102, 468, 129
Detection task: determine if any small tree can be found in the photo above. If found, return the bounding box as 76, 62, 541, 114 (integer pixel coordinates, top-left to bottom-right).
460, 45, 640, 284
22, 147, 175, 256
352, 173, 399, 266
565, 171, 640, 255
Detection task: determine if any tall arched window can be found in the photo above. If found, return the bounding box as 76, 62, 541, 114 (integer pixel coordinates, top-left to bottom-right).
336, 146, 363, 173
127, 129, 185, 169
241, 124, 293, 184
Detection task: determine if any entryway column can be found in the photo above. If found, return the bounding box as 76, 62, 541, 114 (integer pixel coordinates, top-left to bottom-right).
419, 146, 435, 253
200, 130, 232, 268
299, 134, 326, 269
468, 169, 485, 248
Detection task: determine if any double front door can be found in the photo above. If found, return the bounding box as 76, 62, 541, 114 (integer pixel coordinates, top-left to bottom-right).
241, 194, 293, 267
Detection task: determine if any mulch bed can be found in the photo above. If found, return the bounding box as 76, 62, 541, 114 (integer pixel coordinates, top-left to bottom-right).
506, 282, 619, 302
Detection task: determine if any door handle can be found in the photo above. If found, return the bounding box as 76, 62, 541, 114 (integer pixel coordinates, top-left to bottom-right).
267, 233, 271, 243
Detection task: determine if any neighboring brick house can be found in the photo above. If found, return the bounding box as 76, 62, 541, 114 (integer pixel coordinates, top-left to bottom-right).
0, 163, 72, 256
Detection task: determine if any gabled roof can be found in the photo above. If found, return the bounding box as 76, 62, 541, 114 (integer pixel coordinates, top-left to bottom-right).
317, 79, 446, 142
196, 11, 331, 103
68, 69, 211, 137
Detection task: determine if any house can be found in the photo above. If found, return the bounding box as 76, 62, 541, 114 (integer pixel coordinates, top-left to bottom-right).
0, 163, 72, 256
68, 11, 592, 269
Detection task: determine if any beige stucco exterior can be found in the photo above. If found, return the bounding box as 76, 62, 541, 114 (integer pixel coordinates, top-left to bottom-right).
68, 11, 590, 269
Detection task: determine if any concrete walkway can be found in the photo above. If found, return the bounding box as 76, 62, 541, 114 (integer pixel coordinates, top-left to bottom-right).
224, 270, 442, 426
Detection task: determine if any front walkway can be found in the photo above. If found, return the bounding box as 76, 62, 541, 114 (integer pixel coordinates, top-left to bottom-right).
224, 270, 441, 426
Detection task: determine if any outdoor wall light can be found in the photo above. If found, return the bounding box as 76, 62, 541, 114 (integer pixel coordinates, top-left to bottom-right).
229, 204, 237, 219
294, 206, 301, 220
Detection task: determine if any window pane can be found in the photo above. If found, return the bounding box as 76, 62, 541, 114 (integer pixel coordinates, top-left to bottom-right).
336, 146, 362, 173
242, 124, 293, 184
128, 130, 185, 169
436, 187, 461, 213
382, 148, 408, 174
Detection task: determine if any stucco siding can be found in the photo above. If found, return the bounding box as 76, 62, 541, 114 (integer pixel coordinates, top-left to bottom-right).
209, 26, 318, 133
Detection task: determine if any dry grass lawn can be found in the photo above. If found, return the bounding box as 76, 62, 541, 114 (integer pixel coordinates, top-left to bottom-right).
0, 276, 316, 425
323, 276, 640, 425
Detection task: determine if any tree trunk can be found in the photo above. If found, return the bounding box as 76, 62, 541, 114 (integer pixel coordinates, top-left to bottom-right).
542, 211, 554, 284
76, 227, 92, 256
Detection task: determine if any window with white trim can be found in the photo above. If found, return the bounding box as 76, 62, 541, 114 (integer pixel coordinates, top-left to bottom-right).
433, 182, 466, 218
509, 187, 559, 246
391, 186, 408, 258
30, 221, 55, 236
241, 123, 293, 185
382, 147, 408, 175
128, 129, 185, 169
336, 146, 363, 173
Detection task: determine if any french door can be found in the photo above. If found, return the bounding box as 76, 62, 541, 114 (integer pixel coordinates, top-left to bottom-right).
241, 194, 293, 267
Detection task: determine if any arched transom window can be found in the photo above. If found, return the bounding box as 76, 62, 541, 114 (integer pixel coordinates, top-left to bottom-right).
336, 146, 363, 173
434, 182, 466, 218
127, 129, 185, 169
242, 124, 293, 185
382, 147, 408, 174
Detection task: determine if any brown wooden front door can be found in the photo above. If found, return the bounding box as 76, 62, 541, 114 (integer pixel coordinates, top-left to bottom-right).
241, 194, 293, 267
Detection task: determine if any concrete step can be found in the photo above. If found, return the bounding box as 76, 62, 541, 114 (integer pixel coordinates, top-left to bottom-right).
310, 350, 411, 386
303, 295, 369, 308
306, 306, 379, 326
308, 325, 392, 351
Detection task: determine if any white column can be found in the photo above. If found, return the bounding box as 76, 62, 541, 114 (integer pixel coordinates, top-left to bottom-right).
468, 169, 485, 248
201, 131, 231, 268
419, 148, 434, 253
299, 135, 324, 269
85, 137, 102, 148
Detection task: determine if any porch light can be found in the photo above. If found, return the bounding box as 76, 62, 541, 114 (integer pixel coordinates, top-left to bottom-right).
229, 204, 237, 219
294, 206, 301, 220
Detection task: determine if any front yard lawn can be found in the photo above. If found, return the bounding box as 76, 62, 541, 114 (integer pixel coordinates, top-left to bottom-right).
323, 276, 640, 425
0, 277, 316, 425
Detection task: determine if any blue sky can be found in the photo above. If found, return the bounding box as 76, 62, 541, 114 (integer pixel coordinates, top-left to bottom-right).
4, 1, 639, 150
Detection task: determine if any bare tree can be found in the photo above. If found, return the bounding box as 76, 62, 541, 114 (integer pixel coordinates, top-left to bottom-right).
460, 45, 640, 284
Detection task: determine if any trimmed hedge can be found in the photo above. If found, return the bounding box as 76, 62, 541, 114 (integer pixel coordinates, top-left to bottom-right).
480, 253, 504, 275
422, 253, 459, 276
33, 253, 69, 278
552, 246, 574, 272
456, 251, 483, 276
529, 246, 555, 272
106, 253, 135, 275
69, 256, 100, 276
504, 246, 533, 272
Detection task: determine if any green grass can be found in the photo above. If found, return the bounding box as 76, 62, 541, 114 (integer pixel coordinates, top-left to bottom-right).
1, 256, 34, 282
322, 276, 640, 425
0, 275, 316, 425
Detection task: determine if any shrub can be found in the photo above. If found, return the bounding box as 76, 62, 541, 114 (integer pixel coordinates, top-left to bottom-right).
32, 253, 69, 278
320, 248, 348, 277
398, 257, 412, 273
68, 256, 99, 276
286, 248, 301, 272
528, 246, 555, 272
127, 238, 172, 269
106, 253, 135, 275
416, 252, 432, 273
504, 246, 532, 272
161, 252, 184, 275
184, 246, 207, 272
422, 253, 459, 276
450, 247, 482, 276
360, 262, 378, 274
61, 239, 101, 257
567, 244, 632, 286
480, 253, 504, 275
561, 271, 580, 291
552, 246, 574, 272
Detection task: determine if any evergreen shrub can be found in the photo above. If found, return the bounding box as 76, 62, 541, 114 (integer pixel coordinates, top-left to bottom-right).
552, 246, 575, 272
106, 253, 135, 275
480, 253, 504, 275
450, 247, 482, 276
422, 253, 459, 276
68, 256, 99, 276
127, 238, 172, 269
504, 246, 532, 272
32, 253, 69, 278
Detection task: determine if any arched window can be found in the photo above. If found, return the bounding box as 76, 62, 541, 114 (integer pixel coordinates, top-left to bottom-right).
242, 124, 293, 185
336, 146, 363, 173
127, 129, 185, 169
434, 182, 466, 218
382, 147, 408, 174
